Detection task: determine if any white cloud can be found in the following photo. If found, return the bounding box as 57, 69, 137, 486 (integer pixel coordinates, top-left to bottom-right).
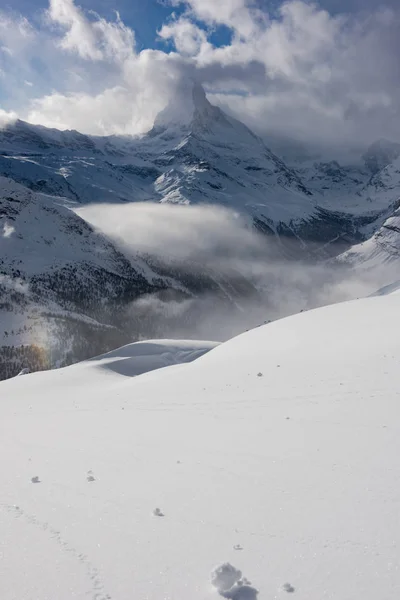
76, 201, 398, 341
48, 0, 102, 60
170, 0, 266, 39
28, 87, 136, 134
159, 18, 210, 57
0, 274, 29, 294
76, 202, 261, 266
0, 109, 17, 127
1, 0, 400, 148
47, 0, 135, 62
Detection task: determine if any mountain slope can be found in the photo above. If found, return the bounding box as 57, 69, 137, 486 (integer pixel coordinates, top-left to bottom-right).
2, 86, 397, 257
1, 289, 400, 599
0, 176, 172, 378
337, 205, 400, 268
334, 153, 400, 269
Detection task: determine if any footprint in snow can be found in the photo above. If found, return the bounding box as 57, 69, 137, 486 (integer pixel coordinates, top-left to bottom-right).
153, 508, 164, 517
233, 544, 243, 551
87, 470, 96, 482
31, 476, 40, 483
211, 563, 258, 600
282, 582, 295, 593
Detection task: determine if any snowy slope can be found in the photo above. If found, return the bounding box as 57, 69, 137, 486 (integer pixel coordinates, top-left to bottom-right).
0, 176, 134, 275
336, 153, 400, 269
70, 338, 219, 378
337, 206, 400, 269
1, 290, 400, 600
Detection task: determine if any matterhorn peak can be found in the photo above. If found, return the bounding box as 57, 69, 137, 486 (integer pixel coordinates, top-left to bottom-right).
149, 80, 215, 134
192, 82, 211, 112
147, 78, 264, 146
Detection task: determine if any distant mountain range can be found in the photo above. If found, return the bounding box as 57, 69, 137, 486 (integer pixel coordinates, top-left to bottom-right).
1, 83, 399, 378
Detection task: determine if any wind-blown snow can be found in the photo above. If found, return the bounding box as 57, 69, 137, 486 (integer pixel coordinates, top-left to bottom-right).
68, 338, 220, 378
1, 290, 400, 599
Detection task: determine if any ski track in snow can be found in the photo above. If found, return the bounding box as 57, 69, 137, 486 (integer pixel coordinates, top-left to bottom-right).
1, 503, 112, 600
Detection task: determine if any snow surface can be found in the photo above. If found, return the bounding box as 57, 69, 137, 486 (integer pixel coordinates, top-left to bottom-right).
1, 290, 400, 599
67, 338, 220, 378
337, 205, 400, 268
0, 176, 125, 275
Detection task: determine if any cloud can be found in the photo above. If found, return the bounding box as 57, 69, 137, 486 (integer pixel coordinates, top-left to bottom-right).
0, 274, 29, 295
159, 18, 210, 57
76, 202, 263, 267
27, 87, 139, 134
47, 0, 135, 61
188, 1, 400, 147
75, 201, 397, 341
1, 0, 400, 147
0, 109, 17, 127
170, 0, 266, 39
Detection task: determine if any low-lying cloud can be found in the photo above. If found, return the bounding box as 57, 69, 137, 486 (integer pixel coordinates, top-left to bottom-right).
77, 201, 397, 341
77, 202, 264, 267
0, 274, 29, 295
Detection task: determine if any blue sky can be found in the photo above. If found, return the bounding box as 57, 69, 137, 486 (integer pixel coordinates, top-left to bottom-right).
5, 0, 235, 50
6, 0, 396, 51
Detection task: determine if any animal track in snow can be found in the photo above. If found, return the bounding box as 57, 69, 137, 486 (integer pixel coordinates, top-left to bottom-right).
211, 563, 242, 592
31, 476, 40, 483
1, 503, 112, 600
153, 507, 164, 517
211, 563, 258, 600
282, 582, 295, 593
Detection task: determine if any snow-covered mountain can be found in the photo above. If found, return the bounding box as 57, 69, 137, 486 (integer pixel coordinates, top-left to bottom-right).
334, 153, 400, 269
1, 83, 400, 378
1, 287, 400, 599
337, 204, 400, 269
0, 176, 162, 378
1, 86, 398, 256
0, 175, 260, 379
362, 138, 400, 174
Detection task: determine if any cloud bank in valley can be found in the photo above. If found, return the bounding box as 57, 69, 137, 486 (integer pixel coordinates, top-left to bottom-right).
76, 201, 396, 341
0, 0, 400, 148
77, 202, 265, 268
